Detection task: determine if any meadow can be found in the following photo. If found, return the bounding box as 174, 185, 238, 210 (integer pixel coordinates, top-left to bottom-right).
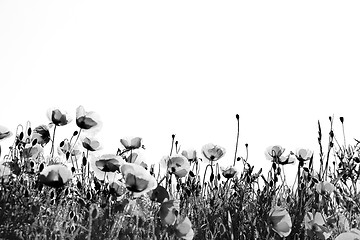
0, 106, 360, 240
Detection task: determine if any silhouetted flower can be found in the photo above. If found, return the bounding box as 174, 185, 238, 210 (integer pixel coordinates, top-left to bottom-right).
159, 200, 179, 225
202, 143, 226, 162
167, 154, 190, 178
221, 166, 237, 179
39, 164, 72, 188
95, 154, 124, 172
32, 125, 51, 146
47, 108, 72, 126
120, 137, 142, 150
295, 148, 313, 162
265, 145, 287, 163
0, 125, 12, 141
269, 206, 292, 237
181, 149, 197, 162
304, 212, 331, 239
76, 106, 102, 131
121, 163, 157, 197
82, 136, 101, 151
316, 181, 335, 195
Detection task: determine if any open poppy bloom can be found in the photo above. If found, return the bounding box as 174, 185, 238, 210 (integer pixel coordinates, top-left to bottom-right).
38, 164, 72, 188
82, 136, 101, 151
304, 212, 331, 239
22, 142, 43, 159
264, 145, 292, 165
335, 229, 360, 240
181, 149, 197, 162
95, 154, 124, 172
32, 125, 51, 146
76, 106, 102, 132
0, 125, 12, 141
175, 216, 194, 240
120, 137, 142, 150
202, 143, 226, 162
316, 181, 335, 195
295, 148, 313, 162
269, 206, 292, 237
221, 166, 237, 179
149, 185, 169, 203
47, 108, 72, 126
121, 163, 157, 197
167, 154, 190, 178
159, 200, 180, 226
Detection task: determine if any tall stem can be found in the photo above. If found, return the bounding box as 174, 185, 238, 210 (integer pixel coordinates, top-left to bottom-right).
233, 114, 240, 166
50, 125, 57, 158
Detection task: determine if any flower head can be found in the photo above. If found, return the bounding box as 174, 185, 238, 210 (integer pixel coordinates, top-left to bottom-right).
121, 163, 157, 197
76, 106, 102, 132
95, 154, 124, 172
32, 125, 51, 146
295, 148, 313, 162
221, 166, 237, 179
159, 200, 179, 225
335, 229, 360, 240
38, 164, 72, 188
202, 143, 226, 162
120, 137, 142, 150
316, 181, 335, 195
181, 149, 197, 162
269, 206, 292, 237
304, 212, 331, 239
265, 145, 287, 163
47, 108, 72, 126
167, 154, 190, 178
82, 136, 101, 151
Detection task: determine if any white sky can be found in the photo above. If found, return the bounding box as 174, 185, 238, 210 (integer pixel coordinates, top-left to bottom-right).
1, 1, 360, 178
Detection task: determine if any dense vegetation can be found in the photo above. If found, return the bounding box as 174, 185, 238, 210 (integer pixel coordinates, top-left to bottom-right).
0, 106, 360, 239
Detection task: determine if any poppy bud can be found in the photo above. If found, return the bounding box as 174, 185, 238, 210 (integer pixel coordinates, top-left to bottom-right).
340, 117, 344, 123
60, 141, 64, 147
19, 132, 24, 141
210, 173, 214, 182
73, 131, 78, 136
236, 114, 239, 120
27, 128, 32, 136
82, 156, 87, 166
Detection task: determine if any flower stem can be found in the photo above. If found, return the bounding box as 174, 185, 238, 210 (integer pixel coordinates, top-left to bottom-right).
233, 114, 240, 166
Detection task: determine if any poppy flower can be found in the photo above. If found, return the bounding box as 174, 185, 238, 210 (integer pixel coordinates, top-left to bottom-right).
149, 185, 169, 203
295, 148, 313, 162
121, 163, 157, 197
0, 125, 12, 141
22, 142, 43, 159
76, 106, 102, 131
304, 212, 331, 239
265, 145, 291, 165
167, 154, 190, 178
269, 206, 292, 237
32, 125, 51, 146
120, 137, 143, 150
95, 154, 124, 172
175, 216, 194, 240
335, 229, 360, 240
202, 143, 226, 162
159, 200, 179, 225
221, 166, 237, 179
109, 180, 127, 196
47, 108, 72, 126
124, 151, 147, 168
181, 149, 197, 162
316, 181, 335, 195
82, 136, 101, 151
38, 164, 72, 188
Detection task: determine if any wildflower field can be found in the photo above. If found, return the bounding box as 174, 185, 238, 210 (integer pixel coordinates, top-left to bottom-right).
1, 106, 360, 240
